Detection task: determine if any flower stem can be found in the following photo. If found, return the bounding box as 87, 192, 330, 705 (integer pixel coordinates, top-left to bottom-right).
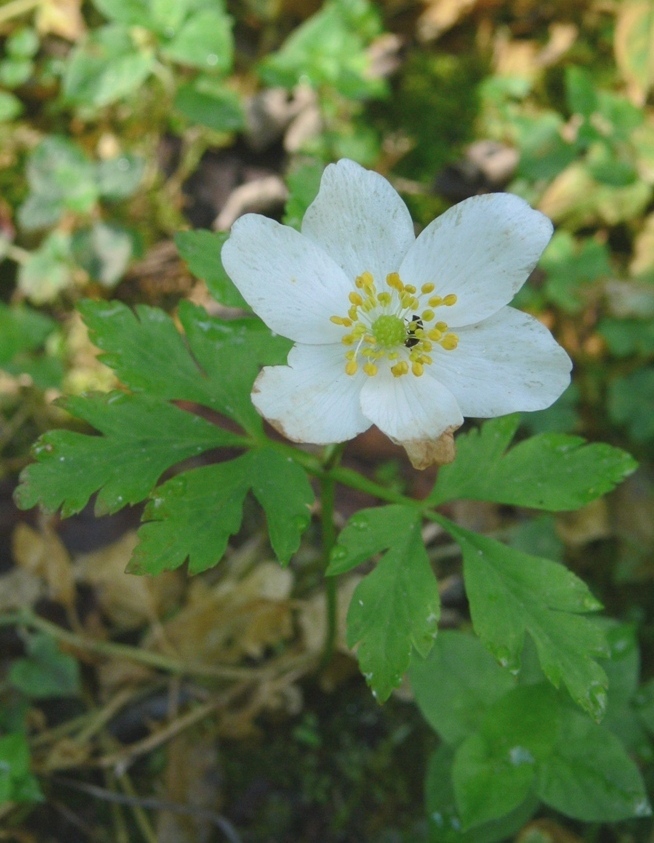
318, 443, 345, 670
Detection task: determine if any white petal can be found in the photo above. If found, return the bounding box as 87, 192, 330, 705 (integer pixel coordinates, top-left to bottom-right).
222, 214, 352, 344
400, 193, 553, 327
301, 159, 415, 282
252, 343, 370, 444
431, 306, 572, 417
359, 366, 463, 443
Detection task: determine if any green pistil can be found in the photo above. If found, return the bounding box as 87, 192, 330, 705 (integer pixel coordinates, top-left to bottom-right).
371, 314, 405, 348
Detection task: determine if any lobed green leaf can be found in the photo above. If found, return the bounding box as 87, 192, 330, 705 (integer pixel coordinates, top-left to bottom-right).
15, 392, 240, 517
430, 416, 637, 511
444, 519, 609, 720
332, 505, 440, 702
129, 447, 313, 574
174, 230, 249, 308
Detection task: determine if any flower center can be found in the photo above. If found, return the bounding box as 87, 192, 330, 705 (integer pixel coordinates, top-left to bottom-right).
330, 271, 459, 378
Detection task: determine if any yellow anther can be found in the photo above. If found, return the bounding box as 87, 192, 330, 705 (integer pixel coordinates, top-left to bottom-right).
391, 361, 409, 377
345, 350, 356, 360
349, 292, 364, 306
412, 361, 424, 377
363, 362, 378, 376
342, 334, 355, 345
421, 283, 435, 294
364, 334, 376, 344
386, 272, 403, 290
404, 284, 417, 294
348, 306, 358, 321
441, 333, 459, 350
330, 315, 352, 326
345, 360, 358, 375
428, 328, 442, 341
428, 296, 443, 307
435, 321, 448, 332
357, 271, 375, 290
421, 309, 435, 322
378, 292, 392, 306
443, 294, 457, 306
421, 341, 433, 352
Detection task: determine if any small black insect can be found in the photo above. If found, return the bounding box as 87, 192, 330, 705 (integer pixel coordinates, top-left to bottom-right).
405, 314, 423, 348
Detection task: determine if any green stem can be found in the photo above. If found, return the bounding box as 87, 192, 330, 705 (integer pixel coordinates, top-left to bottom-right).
0, 609, 269, 680
318, 443, 345, 670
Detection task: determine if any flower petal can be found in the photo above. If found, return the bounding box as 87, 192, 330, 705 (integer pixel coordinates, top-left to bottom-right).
301, 159, 415, 282
359, 366, 463, 443
252, 343, 370, 444
222, 214, 352, 344
431, 306, 572, 416
400, 193, 553, 327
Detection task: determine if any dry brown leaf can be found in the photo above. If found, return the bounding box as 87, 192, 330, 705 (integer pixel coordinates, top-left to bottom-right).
75, 531, 184, 631
156, 735, 223, 843
417, 0, 479, 42
538, 163, 652, 227
614, 0, 654, 107
556, 499, 611, 548
0, 566, 44, 612
152, 563, 294, 665
12, 522, 76, 609
36, 0, 86, 41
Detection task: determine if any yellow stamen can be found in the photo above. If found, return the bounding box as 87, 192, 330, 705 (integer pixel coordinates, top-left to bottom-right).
363, 362, 378, 376
428, 296, 443, 308
421, 283, 435, 294
386, 272, 403, 290
345, 360, 358, 375
412, 362, 424, 377
378, 291, 392, 306
441, 333, 459, 350
404, 284, 416, 294
391, 361, 409, 377
428, 328, 442, 341
443, 294, 457, 306
330, 315, 352, 326
349, 292, 364, 306
421, 309, 435, 322
348, 306, 358, 321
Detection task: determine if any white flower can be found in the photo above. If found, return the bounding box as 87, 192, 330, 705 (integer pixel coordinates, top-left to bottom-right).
221, 159, 572, 468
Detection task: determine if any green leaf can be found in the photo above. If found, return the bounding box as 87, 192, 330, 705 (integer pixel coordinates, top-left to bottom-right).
608, 367, 654, 442
333, 505, 440, 701
538, 709, 651, 820
444, 519, 608, 720
9, 634, 80, 698
18, 232, 73, 303
540, 231, 612, 314
18, 136, 98, 230
15, 392, 240, 517
0, 734, 43, 805
283, 161, 324, 230
96, 153, 145, 200
91, 0, 191, 30
129, 448, 313, 574
0, 90, 23, 121
174, 79, 244, 132
453, 685, 561, 828
161, 9, 233, 72
429, 416, 637, 511
0, 303, 56, 365
174, 230, 249, 308
63, 25, 154, 108
257, 0, 385, 99
565, 66, 599, 118
72, 222, 134, 287
410, 631, 516, 745
426, 744, 538, 843
7, 28, 40, 59
77, 299, 290, 433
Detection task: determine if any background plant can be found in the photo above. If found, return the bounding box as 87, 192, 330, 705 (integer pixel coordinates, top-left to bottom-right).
1, 0, 654, 840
